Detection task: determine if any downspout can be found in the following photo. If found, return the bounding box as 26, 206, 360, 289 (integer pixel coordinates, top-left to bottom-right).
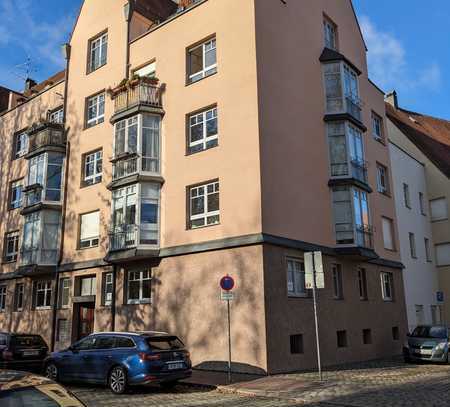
51, 44, 71, 352
111, 265, 117, 332
124, 2, 132, 79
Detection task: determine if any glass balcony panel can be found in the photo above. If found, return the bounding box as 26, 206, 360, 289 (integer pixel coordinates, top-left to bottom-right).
112, 156, 138, 180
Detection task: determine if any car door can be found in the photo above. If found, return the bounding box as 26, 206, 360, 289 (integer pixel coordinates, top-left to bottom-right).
64, 335, 97, 381
86, 335, 116, 383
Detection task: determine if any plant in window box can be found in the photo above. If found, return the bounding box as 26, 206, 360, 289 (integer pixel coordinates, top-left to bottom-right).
140, 76, 160, 86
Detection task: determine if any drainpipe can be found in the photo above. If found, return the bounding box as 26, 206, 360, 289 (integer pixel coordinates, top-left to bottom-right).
50, 44, 71, 352
124, 2, 132, 79
111, 265, 117, 331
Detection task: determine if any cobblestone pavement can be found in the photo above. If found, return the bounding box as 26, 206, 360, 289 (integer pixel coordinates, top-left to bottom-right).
70, 359, 450, 407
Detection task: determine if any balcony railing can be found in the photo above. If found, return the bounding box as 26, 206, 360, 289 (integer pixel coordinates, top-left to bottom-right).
345, 96, 362, 123
20, 247, 58, 266
336, 222, 373, 249
28, 123, 66, 154
109, 224, 138, 252
23, 186, 43, 207
112, 156, 138, 180
350, 159, 368, 184
355, 224, 373, 249
113, 83, 162, 114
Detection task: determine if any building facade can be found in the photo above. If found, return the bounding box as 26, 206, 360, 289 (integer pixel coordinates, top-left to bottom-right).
0, 0, 407, 374
386, 94, 450, 327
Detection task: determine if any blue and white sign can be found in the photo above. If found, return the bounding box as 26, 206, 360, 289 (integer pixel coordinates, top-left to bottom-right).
437, 291, 444, 303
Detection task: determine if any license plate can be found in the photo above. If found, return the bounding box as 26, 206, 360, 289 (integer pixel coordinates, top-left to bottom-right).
23, 350, 39, 356
167, 362, 184, 370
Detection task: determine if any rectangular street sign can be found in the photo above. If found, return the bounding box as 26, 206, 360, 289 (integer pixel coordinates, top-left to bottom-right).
304, 251, 325, 289
437, 291, 444, 303
221, 291, 234, 301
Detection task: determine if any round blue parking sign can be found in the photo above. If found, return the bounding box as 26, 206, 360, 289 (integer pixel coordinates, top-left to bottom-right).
220, 275, 235, 291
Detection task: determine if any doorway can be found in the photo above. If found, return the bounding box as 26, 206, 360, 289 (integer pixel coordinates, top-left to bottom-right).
76, 303, 95, 341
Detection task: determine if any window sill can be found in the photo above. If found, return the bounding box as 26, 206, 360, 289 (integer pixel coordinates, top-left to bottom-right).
185, 144, 219, 157
35, 306, 52, 311
382, 298, 394, 303
188, 222, 220, 231
77, 244, 99, 251
384, 248, 397, 253
186, 70, 218, 87
80, 180, 103, 189
288, 294, 310, 299
86, 62, 107, 76
126, 300, 152, 305
83, 119, 105, 131
379, 191, 391, 198
373, 136, 386, 145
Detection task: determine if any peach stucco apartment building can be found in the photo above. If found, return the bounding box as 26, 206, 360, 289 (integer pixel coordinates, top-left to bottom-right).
0, 0, 407, 374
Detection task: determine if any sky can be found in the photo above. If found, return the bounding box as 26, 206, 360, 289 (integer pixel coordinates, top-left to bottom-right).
0, 0, 449, 118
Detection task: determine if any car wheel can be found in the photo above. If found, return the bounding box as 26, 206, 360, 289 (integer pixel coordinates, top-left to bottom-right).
45, 363, 58, 381
161, 380, 179, 390
109, 366, 128, 395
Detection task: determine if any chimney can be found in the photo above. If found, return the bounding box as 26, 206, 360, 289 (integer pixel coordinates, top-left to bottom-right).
24, 78, 37, 93
385, 90, 398, 109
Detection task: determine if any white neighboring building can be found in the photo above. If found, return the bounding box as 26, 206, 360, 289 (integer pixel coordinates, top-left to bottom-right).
388, 141, 441, 332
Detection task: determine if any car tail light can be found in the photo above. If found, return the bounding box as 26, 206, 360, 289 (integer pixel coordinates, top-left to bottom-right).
139, 352, 161, 361
185, 352, 191, 360
2, 350, 13, 361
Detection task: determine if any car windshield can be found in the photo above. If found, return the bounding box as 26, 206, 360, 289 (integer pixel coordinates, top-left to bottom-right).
11, 336, 46, 348
411, 326, 448, 339
146, 336, 184, 351
0, 386, 84, 407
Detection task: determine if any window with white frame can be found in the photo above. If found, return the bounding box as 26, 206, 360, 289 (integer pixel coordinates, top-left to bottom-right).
14, 283, 24, 311
127, 270, 151, 304
382, 217, 395, 251
3, 231, 19, 263
88, 32, 108, 72
0, 286, 6, 311
332, 264, 343, 299
424, 238, 432, 262
287, 258, 306, 297
323, 17, 337, 50
372, 112, 383, 141
381, 272, 393, 301
376, 163, 389, 194
403, 183, 411, 208
141, 115, 160, 173
430, 197, 448, 221
83, 150, 103, 186
79, 211, 100, 249
343, 64, 359, 102
409, 232, 417, 258
436, 243, 450, 266
86, 93, 105, 128
34, 281, 52, 309
188, 37, 217, 83
48, 108, 64, 124
134, 62, 156, 79
114, 116, 138, 156
103, 273, 113, 306
59, 278, 70, 308
9, 179, 23, 209
188, 181, 219, 229
14, 132, 28, 159
188, 107, 218, 154
358, 268, 368, 300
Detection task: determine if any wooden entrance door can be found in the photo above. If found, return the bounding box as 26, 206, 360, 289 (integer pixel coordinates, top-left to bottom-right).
77, 304, 95, 340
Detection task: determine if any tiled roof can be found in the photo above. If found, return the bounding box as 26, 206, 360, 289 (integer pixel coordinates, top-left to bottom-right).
23, 70, 66, 97
386, 102, 450, 178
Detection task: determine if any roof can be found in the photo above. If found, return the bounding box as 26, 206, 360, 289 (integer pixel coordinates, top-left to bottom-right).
92, 331, 169, 336
386, 102, 450, 178
23, 70, 66, 97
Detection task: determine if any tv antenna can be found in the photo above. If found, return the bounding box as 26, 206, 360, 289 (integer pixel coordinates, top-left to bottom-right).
11, 56, 39, 81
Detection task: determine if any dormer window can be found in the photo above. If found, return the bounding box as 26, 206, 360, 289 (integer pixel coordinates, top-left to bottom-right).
324, 17, 337, 50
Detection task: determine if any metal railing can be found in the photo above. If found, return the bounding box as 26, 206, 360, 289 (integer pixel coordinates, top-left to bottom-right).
113, 83, 162, 114
345, 96, 362, 122
355, 224, 374, 249
350, 159, 368, 184
109, 224, 138, 251
112, 156, 138, 180
28, 124, 66, 153
336, 222, 373, 249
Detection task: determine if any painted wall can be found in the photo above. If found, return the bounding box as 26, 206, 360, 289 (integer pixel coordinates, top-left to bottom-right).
389, 141, 440, 331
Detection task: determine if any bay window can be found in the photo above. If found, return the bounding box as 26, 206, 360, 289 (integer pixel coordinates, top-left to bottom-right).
21, 210, 61, 266
323, 62, 361, 122
113, 114, 160, 180
26, 152, 64, 206
332, 186, 372, 248
327, 122, 367, 183
110, 183, 160, 251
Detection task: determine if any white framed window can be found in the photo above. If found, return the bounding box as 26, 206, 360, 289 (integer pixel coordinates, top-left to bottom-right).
3, 231, 19, 263
134, 62, 156, 78
323, 17, 337, 50
86, 93, 105, 128
358, 268, 368, 300
79, 211, 100, 249
372, 112, 383, 141
48, 108, 64, 124
80, 276, 96, 296
83, 150, 103, 186
382, 217, 395, 251
59, 278, 71, 308
89, 32, 108, 72
188, 107, 218, 154
14, 132, 28, 159
409, 232, 417, 258
424, 238, 432, 262
376, 164, 389, 194
419, 192, 426, 215
381, 272, 393, 301
35, 281, 52, 309
332, 264, 343, 299
430, 197, 448, 221
14, 283, 24, 311
189, 181, 220, 229
0, 286, 7, 312
188, 37, 217, 83
103, 273, 113, 306
403, 183, 411, 208
114, 116, 138, 156
127, 270, 151, 304
436, 243, 450, 266
9, 180, 23, 209
343, 64, 359, 102
287, 258, 306, 297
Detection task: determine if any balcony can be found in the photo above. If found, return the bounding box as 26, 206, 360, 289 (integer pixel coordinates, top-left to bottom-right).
26, 122, 66, 158
109, 224, 139, 252
110, 79, 163, 119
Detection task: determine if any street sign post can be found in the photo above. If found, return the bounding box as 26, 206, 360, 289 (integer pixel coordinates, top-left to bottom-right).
220, 275, 235, 384
304, 251, 324, 381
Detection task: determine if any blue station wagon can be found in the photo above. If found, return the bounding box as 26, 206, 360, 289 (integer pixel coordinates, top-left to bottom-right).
44, 332, 192, 394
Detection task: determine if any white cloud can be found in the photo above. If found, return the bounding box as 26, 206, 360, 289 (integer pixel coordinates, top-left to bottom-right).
360, 16, 442, 93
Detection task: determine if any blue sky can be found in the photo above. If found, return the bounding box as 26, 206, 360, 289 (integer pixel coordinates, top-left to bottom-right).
0, 0, 448, 118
